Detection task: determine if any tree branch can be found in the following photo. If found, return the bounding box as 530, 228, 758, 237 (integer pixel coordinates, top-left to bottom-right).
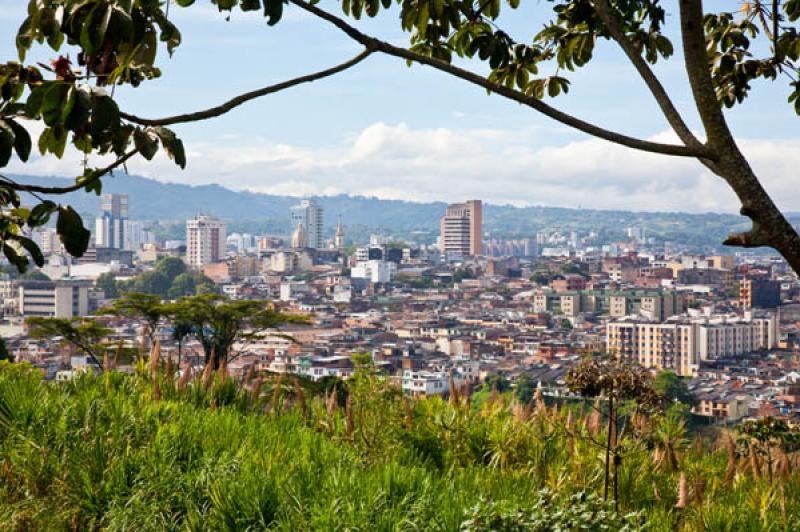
592, 0, 707, 154
121, 49, 373, 126
289, 0, 715, 160
1, 149, 139, 195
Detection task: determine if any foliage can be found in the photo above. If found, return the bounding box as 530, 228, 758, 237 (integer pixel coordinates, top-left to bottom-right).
115, 257, 216, 299
654, 371, 697, 408
25, 316, 110, 368
0, 365, 799, 529
461, 490, 644, 531
0, 337, 12, 362
2, 1, 800, 270
94, 271, 119, 299
168, 294, 306, 367
99, 291, 164, 344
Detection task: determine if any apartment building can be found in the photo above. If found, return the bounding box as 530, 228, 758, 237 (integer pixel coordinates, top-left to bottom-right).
607, 312, 778, 376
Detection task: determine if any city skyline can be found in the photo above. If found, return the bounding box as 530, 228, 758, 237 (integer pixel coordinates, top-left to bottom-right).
2, 2, 800, 213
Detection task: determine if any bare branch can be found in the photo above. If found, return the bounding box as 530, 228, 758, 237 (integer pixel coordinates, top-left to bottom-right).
121, 49, 373, 127
592, 0, 707, 155
2, 149, 139, 195
289, 0, 715, 160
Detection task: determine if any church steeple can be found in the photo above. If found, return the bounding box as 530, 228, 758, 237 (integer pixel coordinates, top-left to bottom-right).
334, 215, 345, 250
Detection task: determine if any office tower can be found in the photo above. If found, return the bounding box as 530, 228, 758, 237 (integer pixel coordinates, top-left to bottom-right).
439, 200, 482, 257
186, 214, 227, 267
740, 277, 781, 309
95, 194, 128, 249
290, 199, 324, 249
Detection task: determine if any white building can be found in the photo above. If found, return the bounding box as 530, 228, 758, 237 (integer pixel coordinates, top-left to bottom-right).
18, 280, 90, 318
290, 199, 324, 249
351, 260, 396, 283
402, 369, 464, 397
186, 215, 226, 268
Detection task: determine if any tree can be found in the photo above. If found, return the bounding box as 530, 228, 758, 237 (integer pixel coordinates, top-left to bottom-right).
168, 272, 196, 299
26, 317, 111, 370
172, 294, 305, 369
99, 292, 165, 347
95, 272, 119, 300
162, 301, 195, 368
653, 370, 697, 408
0, 337, 13, 362
4, 1, 800, 273
566, 356, 662, 509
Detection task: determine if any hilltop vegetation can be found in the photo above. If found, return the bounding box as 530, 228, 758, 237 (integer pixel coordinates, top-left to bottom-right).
15, 174, 793, 248
0, 360, 798, 531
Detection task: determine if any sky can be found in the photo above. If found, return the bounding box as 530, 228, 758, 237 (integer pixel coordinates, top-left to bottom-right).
1, 1, 798, 213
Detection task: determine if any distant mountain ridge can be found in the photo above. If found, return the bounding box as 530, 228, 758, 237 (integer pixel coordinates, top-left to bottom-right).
11, 173, 787, 248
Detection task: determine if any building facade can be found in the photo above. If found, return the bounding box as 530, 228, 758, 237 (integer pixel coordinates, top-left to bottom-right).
18, 280, 90, 318
607, 313, 778, 376
439, 200, 482, 258
290, 199, 324, 249
94, 194, 128, 249
186, 215, 227, 268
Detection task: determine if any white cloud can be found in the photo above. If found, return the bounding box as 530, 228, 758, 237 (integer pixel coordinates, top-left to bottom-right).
6, 121, 800, 214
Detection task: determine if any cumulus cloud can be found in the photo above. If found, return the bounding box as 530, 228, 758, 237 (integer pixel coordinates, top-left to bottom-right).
7, 121, 800, 214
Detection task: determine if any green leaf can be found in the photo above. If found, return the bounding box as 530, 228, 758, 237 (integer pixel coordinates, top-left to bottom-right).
6, 119, 31, 162
25, 84, 47, 117
15, 235, 45, 268
65, 86, 92, 130
264, 0, 284, 25
0, 120, 13, 167
2, 244, 28, 273
91, 94, 120, 137
29, 201, 57, 227
133, 128, 158, 160
152, 126, 186, 169
41, 83, 69, 126
241, 0, 261, 11
56, 205, 91, 257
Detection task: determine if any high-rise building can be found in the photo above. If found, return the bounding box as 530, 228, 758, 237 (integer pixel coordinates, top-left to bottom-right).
186, 214, 226, 268
95, 194, 128, 249
439, 200, 482, 258
290, 199, 324, 249
740, 277, 781, 309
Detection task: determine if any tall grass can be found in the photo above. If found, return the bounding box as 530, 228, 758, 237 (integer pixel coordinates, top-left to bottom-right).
0, 361, 798, 530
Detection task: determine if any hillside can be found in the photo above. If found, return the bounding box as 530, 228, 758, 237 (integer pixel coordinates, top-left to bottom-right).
13, 174, 786, 248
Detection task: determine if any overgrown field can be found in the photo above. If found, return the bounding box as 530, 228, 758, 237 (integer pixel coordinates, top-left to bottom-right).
0, 361, 798, 531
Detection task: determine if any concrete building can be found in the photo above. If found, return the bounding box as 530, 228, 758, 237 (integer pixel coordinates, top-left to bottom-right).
533, 289, 685, 319
290, 199, 324, 249
186, 215, 226, 268
439, 200, 482, 258
607, 312, 778, 376
94, 194, 128, 249
18, 280, 90, 318
740, 277, 781, 309
351, 260, 396, 283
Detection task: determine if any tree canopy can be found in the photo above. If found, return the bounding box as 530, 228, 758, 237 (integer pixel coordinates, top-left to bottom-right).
3, 1, 800, 271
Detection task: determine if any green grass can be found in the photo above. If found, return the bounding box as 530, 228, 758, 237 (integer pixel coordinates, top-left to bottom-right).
0, 361, 798, 531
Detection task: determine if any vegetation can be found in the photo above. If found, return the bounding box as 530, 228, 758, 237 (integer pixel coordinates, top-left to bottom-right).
98, 257, 217, 300
0, 360, 798, 530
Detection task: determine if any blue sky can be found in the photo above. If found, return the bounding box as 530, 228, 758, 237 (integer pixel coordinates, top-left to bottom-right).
1, 1, 798, 213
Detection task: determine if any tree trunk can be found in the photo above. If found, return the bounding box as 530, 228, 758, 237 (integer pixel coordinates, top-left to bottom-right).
679, 0, 800, 273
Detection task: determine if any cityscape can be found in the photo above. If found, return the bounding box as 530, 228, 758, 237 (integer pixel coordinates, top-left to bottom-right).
3, 0, 800, 529
3, 191, 798, 426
